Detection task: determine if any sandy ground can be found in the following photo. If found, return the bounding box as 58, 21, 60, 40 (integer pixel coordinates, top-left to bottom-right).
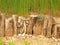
2, 35, 60, 45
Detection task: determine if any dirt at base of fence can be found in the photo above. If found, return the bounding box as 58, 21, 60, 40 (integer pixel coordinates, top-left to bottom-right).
1, 35, 60, 45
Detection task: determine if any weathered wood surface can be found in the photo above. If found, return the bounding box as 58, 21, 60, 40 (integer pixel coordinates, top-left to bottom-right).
26, 15, 37, 34
47, 16, 54, 38
0, 13, 5, 36
51, 17, 60, 38
33, 20, 44, 35
12, 15, 18, 35
53, 24, 60, 38
43, 17, 48, 36
17, 16, 24, 34
5, 17, 14, 36
43, 16, 55, 38
0, 14, 60, 38
33, 16, 44, 35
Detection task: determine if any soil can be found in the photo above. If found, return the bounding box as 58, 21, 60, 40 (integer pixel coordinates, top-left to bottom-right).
2, 35, 60, 45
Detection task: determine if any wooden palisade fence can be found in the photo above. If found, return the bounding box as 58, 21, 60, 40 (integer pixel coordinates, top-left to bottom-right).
0, 13, 60, 38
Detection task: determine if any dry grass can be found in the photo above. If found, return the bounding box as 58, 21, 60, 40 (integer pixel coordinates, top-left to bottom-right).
2, 35, 60, 45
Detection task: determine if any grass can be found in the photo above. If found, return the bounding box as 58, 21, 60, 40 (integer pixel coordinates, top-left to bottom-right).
0, 0, 60, 16
8, 41, 15, 45
24, 39, 30, 45
0, 37, 3, 45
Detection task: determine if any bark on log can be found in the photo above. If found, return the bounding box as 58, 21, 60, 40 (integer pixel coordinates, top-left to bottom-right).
47, 16, 55, 37
53, 24, 60, 38
12, 15, 18, 35
5, 18, 14, 36
43, 17, 48, 36
26, 16, 37, 34
17, 16, 24, 34
0, 13, 5, 37
57, 27, 60, 38
43, 16, 55, 38
47, 16, 54, 38
33, 20, 44, 35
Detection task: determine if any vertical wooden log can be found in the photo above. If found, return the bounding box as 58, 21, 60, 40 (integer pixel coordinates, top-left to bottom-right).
47, 16, 54, 38
5, 18, 14, 36
53, 24, 57, 38
33, 20, 44, 35
0, 13, 5, 37
26, 15, 37, 34
33, 16, 44, 35
17, 16, 24, 34
43, 17, 48, 36
53, 24, 60, 38
43, 16, 55, 37
12, 15, 18, 35
51, 24, 55, 37
23, 20, 26, 34
57, 27, 60, 38
24, 19, 29, 34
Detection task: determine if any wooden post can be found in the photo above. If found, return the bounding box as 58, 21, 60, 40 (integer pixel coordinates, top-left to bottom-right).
0, 13, 5, 37
33, 16, 44, 35
17, 17, 27, 34
26, 15, 37, 34
17, 16, 24, 34
53, 24, 57, 38
43, 16, 55, 38
43, 17, 48, 36
33, 20, 44, 35
47, 16, 54, 38
5, 18, 14, 36
12, 15, 18, 35
57, 27, 60, 38
53, 24, 60, 38
23, 20, 26, 34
